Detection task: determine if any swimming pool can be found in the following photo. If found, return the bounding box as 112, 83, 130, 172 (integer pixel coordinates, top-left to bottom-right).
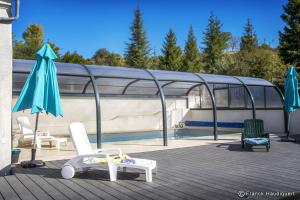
88, 129, 220, 143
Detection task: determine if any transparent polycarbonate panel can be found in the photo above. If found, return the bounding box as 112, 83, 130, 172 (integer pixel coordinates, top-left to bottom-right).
125, 80, 157, 95
265, 87, 283, 108
95, 78, 134, 95
163, 81, 201, 96
150, 70, 201, 82
13, 59, 89, 76
55, 62, 89, 76
164, 88, 190, 96
57, 75, 90, 93
214, 84, 229, 107
188, 87, 201, 108
98, 85, 127, 95
198, 74, 241, 84
13, 59, 34, 73
236, 76, 273, 86
200, 84, 212, 108
229, 85, 247, 108
87, 65, 153, 80
248, 86, 265, 108
12, 73, 28, 92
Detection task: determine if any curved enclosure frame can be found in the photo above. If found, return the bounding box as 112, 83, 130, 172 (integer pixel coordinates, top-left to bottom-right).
12, 59, 285, 147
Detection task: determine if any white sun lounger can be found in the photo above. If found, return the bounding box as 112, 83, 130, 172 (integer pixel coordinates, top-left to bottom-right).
61, 122, 157, 182
16, 116, 50, 147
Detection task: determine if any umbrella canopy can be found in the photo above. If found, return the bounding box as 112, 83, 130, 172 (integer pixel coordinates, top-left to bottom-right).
12, 43, 63, 117
284, 66, 300, 113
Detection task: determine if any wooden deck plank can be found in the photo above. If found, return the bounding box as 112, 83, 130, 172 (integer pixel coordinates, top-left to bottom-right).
15, 164, 86, 200
3, 137, 299, 200
14, 173, 53, 200
0, 177, 21, 200
4, 175, 38, 200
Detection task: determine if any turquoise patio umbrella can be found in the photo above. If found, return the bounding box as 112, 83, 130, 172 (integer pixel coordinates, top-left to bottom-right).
284, 66, 300, 138
12, 43, 63, 167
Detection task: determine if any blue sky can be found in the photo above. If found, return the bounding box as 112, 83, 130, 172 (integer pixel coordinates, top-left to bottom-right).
13, 0, 287, 58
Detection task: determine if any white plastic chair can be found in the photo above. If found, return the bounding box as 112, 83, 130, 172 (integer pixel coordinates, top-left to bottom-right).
16, 116, 50, 147
61, 122, 157, 182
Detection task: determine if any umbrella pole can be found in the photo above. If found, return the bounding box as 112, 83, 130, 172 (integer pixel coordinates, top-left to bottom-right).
286, 112, 290, 139
31, 112, 39, 161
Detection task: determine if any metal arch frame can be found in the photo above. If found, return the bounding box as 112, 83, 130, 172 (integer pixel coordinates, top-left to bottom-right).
81, 65, 102, 148
144, 70, 168, 146
185, 83, 204, 96
233, 76, 256, 119
122, 79, 140, 95
155, 81, 177, 95
193, 74, 218, 140
82, 80, 92, 94
269, 85, 288, 134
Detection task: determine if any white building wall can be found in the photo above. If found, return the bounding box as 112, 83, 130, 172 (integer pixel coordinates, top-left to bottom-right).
183, 109, 285, 133
0, 0, 12, 175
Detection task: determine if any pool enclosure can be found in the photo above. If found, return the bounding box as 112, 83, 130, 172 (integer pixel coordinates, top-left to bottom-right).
12, 59, 285, 147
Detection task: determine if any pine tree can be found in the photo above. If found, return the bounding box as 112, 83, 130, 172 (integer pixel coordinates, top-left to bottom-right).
159, 29, 183, 71
125, 8, 150, 68
202, 13, 230, 74
240, 18, 258, 52
183, 26, 201, 72
278, 0, 300, 67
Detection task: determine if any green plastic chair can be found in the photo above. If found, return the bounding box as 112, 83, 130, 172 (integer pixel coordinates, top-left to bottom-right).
242, 119, 270, 151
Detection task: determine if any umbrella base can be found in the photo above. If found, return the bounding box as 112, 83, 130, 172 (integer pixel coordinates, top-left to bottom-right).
280, 137, 296, 142
21, 160, 45, 168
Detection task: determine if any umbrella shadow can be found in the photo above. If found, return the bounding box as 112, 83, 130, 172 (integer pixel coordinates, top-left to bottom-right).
216, 143, 269, 152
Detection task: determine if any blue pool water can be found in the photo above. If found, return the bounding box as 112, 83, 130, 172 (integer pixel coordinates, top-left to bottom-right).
88, 129, 216, 143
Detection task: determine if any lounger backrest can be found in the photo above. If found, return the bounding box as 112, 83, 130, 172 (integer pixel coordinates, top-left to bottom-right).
16, 117, 34, 136
244, 119, 264, 138
69, 122, 94, 155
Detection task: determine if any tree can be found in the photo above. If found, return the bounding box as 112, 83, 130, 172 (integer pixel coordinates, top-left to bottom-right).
92, 48, 124, 66
240, 18, 258, 52
47, 40, 61, 59
13, 24, 61, 60
60, 51, 87, 64
202, 13, 231, 73
14, 24, 44, 59
228, 36, 240, 52
183, 26, 202, 72
125, 8, 150, 68
278, 0, 300, 67
159, 29, 183, 71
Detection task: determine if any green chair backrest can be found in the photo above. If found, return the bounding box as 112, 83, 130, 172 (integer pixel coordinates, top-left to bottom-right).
244, 119, 265, 138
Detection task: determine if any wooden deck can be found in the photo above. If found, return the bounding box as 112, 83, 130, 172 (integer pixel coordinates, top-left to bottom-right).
1, 135, 300, 200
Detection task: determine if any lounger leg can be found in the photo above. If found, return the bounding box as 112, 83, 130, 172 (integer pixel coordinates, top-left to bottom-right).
145, 168, 152, 182
56, 141, 60, 150
108, 164, 118, 181
36, 139, 41, 149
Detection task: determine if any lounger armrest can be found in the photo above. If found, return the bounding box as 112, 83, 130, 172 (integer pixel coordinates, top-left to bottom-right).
36, 131, 50, 136
262, 133, 270, 138
94, 148, 122, 155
